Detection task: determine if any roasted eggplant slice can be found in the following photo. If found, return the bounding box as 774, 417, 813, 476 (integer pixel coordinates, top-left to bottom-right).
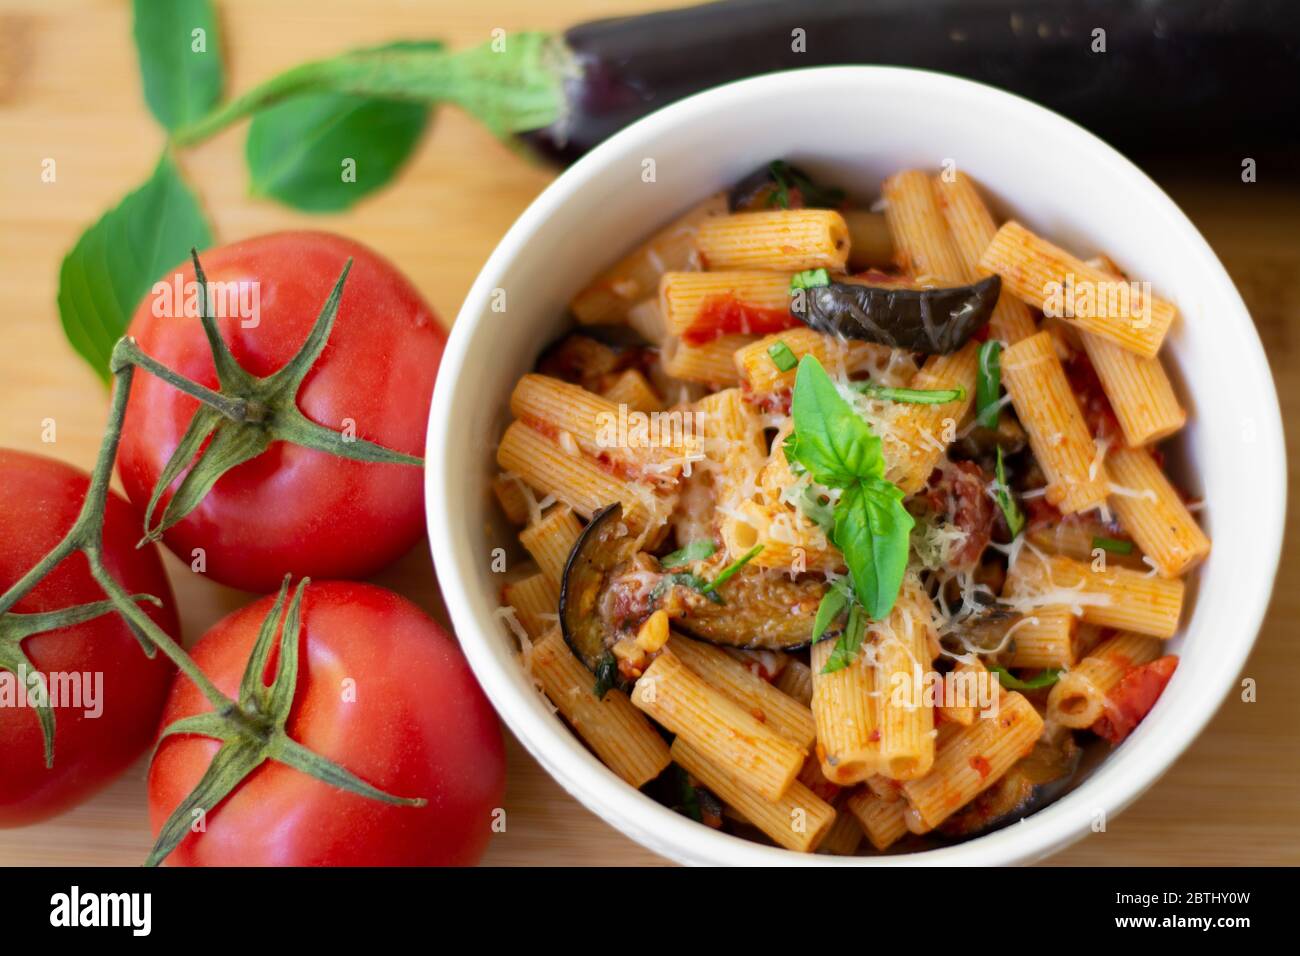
560, 503, 825, 673
728, 160, 846, 212
559, 503, 639, 673
792, 274, 1001, 354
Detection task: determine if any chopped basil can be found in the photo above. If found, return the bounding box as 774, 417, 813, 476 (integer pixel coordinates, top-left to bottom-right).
854, 382, 966, 405
810, 578, 851, 643
995, 446, 1026, 539
1092, 535, 1134, 555
976, 340, 1002, 429
989, 665, 1062, 691
660, 539, 717, 568
651, 572, 723, 605
593, 651, 618, 698
700, 544, 764, 596
768, 161, 845, 210
767, 339, 798, 372
790, 268, 830, 292
820, 602, 867, 673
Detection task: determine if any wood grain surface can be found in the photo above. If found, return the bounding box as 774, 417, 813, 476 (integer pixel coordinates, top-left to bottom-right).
0, 0, 1296, 867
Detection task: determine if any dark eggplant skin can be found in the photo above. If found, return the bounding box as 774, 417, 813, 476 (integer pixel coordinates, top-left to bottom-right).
519, 0, 1300, 164
792, 274, 1001, 354
728, 161, 845, 212
559, 503, 636, 673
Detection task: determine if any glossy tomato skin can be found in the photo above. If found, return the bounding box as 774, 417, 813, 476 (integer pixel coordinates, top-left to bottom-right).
148, 581, 505, 866
0, 450, 178, 826
118, 232, 445, 593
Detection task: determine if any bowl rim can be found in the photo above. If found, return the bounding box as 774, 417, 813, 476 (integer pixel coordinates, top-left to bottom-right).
426, 65, 1286, 866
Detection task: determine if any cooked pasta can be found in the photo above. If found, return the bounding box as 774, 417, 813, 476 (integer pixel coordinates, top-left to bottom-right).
490, 161, 1206, 855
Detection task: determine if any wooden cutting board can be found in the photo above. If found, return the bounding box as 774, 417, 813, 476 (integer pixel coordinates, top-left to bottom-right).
0, 0, 1296, 866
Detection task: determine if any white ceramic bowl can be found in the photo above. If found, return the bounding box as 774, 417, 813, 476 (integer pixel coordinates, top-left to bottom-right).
426, 67, 1285, 866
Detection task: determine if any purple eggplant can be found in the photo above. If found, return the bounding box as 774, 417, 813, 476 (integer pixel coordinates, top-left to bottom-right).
521, 0, 1300, 163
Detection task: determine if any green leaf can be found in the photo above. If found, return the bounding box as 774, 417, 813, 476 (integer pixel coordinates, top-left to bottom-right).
593, 652, 618, 699
820, 603, 866, 674
246, 93, 431, 212
976, 340, 1002, 429
1092, 536, 1134, 556
989, 665, 1062, 691
810, 578, 850, 643
786, 355, 884, 486
790, 268, 830, 292
660, 540, 716, 569
131, 0, 223, 131
700, 544, 764, 596
995, 447, 1026, 539
833, 479, 914, 619
856, 383, 966, 405
767, 340, 798, 372
58, 153, 213, 380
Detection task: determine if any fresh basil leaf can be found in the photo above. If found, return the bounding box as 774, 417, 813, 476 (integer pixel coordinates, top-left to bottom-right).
833, 478, 914, 619
976, 340, 1002, 429
660, 540, 716, 568
700, 544, 764, 596
58, 153, 213, 380
995, 446, 1026, 538
1092, 536, 1134, 555
820, 603, 866, 674
787, 355, 884, 486
767, 340, 798, 372
246, 94, 431, 212
989, 665, 1062, 691
856, 383, 966, 405
131, 0, 223, 131
810, 578, 850, 643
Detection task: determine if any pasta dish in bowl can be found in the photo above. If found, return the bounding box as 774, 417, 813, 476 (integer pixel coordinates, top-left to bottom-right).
426, 68, 1284, 865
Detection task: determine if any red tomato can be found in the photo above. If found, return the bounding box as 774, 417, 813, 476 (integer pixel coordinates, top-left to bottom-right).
0, 450, 177, 826
1092, 655, 1179, 744
118, 232, 445, 593
147, 581, 505, 865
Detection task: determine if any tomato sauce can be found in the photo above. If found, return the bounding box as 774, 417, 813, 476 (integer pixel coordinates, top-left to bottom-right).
682, 294, 798, 345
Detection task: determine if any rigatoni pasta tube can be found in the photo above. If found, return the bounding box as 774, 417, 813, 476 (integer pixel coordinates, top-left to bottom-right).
531, 630, 671, 789
502, 572, 558, 640
671, 738, 835, 852
695, 209, 849, 272
875, 584, 939, 781
843, 209, 893, 271
901, 690, 1044, 832
845, 788, 909, 851
496, 421, 655, 530
999, 604, 1076, 669
884, 344, 980, 495
666, 633, 817, 749
510, 374, 689, 478
1001, 331, 1110, 514
570, 193, 726, 325
658, 270, 793, 337
979, 221, 1176, 358
661, 333, 753, 385
734, 326, 892, 395
1046, 631, 1163, 728
810, 638, 881, 785
633, 650, 805, 801
492, 474, 532, 526
882, 169, 966, 282
1005, 550, 1185, 638
600, 368, 663, 413
775, 659, 814, 706
518, 506, 584, 587
1106, 445, 1210, 577
933, 171, 1038, 343
817, 807, 866, 855
1080, 332, 1185, 446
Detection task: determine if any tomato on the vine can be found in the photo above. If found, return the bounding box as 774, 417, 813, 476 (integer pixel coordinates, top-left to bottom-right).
0, 450, 178, 826
147, 581, 505, 866
118, 232, 445, 593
